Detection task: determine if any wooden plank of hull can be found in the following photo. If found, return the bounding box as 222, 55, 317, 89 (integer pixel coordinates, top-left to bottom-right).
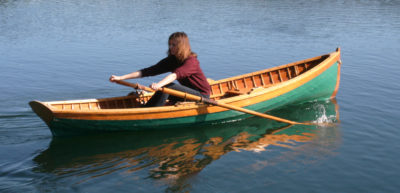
30, 49, 341, 135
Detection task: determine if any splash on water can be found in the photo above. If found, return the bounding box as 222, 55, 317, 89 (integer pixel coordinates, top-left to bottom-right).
311, 101, 337, 124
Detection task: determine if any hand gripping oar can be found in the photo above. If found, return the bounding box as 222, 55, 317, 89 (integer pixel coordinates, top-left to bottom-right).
115, 80, 319, 126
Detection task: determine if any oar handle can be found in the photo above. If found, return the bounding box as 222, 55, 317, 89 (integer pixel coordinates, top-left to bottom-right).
115, 80, 153, 92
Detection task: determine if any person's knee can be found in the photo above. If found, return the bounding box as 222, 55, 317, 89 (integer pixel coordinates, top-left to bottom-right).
165, 83, 176, 88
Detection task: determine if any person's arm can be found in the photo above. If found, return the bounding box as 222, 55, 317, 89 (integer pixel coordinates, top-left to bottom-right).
109, 71, 142, 82
150, 73, 177, 90
110, 56, 174, 82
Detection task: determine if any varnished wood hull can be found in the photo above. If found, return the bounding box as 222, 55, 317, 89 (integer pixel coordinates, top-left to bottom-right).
30, 49, 341, 136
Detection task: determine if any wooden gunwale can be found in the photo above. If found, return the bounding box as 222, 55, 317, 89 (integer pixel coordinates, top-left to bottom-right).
37, 50, 340, 121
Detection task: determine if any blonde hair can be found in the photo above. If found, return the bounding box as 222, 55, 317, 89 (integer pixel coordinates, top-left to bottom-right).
168, 32, 197, 62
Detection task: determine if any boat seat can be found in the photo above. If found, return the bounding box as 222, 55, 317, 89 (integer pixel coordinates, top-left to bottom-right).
223, 89, 247, 97
223, 87, 266, 98
174, 101, 197, 106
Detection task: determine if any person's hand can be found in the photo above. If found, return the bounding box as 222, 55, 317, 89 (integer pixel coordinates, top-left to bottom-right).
109, 75, 121, 82
150, 83, 161, 90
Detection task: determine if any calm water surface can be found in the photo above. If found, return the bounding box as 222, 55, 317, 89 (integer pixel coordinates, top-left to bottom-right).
1, 0, 400, 192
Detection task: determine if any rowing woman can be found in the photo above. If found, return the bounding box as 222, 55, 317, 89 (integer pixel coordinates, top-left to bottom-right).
110, 32, 211, 107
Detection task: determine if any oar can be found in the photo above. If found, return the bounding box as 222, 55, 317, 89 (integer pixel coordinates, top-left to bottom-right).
114, 80, 315, 126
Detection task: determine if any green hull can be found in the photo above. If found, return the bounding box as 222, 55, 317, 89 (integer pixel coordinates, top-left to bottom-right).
48, 62, 339, 136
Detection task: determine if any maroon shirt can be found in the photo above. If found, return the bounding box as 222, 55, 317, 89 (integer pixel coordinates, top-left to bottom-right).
140, 55, 211, 96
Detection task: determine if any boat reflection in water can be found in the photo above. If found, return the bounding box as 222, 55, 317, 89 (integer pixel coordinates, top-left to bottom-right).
33, 99, 340, 186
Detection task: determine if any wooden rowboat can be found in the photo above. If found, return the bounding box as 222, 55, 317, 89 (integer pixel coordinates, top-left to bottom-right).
30, 48, 341, 136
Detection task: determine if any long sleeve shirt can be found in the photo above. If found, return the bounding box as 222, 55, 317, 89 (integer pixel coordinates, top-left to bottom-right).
140, 55, 211, 96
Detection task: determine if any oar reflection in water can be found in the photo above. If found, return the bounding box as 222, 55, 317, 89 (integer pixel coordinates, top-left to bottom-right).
33, 100, 340, 184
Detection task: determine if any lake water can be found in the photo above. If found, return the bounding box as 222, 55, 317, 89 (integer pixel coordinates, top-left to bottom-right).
1, 0, 400, 192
